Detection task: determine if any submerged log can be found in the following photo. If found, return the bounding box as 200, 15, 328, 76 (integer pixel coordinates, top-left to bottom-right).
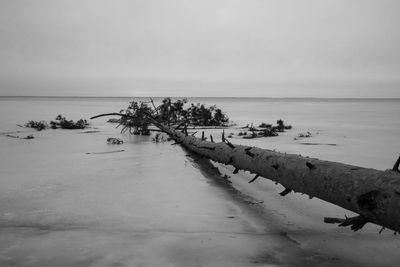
91, 113, 400, 232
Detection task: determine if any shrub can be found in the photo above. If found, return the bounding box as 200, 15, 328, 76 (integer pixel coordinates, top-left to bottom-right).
25, 120, 48, 131
50, 115, 89, 130
118, 98, 230, 135
259, 122, 272, 128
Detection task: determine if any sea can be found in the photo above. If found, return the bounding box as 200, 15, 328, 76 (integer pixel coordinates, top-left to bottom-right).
0, 96, 400, 266
1, 96, 399, 168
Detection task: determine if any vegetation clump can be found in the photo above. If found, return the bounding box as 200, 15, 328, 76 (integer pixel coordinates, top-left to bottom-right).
25, 134, 34, 139
118, 101, 153, 135
107, 137, 123, 144
25, 115, 89, 131
156, 98, 229, 126
298, 132, 312, 138
239, 119, 292, 139
274, 119, 292, 132
25, 120, 48, 131
50, 115, 89, 129
260, 128, 279, 137
152, 133, 169, 142
117, 98, 229, 135
258, 122, 272, 128
294, 132, 312, 140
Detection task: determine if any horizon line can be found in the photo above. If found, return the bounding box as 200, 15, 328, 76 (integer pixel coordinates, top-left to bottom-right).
1, 95, 400, 100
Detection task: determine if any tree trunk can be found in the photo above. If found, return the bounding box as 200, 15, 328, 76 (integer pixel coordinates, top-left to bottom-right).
159, 124, 400, 232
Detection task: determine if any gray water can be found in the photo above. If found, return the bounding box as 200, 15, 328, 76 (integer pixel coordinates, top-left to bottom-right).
1, 97, 400, 266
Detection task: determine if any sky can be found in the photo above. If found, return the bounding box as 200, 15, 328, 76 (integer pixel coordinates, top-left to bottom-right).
0, 0, 399, 98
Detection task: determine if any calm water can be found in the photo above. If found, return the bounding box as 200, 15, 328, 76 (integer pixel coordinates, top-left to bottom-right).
1, 96, 399, 129
1, 96, 399, 168
1, 97, 400, 266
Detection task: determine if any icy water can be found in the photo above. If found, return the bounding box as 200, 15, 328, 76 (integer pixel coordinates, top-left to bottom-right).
0, 97, 400, 266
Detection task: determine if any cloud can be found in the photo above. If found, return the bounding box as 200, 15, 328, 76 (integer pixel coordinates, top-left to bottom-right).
0, 0, 399, 97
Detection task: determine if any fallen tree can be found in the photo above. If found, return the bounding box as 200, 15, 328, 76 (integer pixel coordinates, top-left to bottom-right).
91, 108, 400, 233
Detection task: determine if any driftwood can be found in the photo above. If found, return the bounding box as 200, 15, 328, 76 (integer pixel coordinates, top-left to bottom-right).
161, 124, 400, 232
86, 150, 125, 155
91, 113, 400, 233
298, 142, 337, 146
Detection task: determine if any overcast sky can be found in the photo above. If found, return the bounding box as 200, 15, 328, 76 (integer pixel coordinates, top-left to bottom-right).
0, 0, 399, 97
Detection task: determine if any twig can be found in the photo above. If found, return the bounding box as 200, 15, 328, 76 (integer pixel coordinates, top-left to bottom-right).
225, 139, 235, 149
393, 156, 400, 172
5, 134, 19, 138
249, 174, 259, 183
175, 121, 186, 130
306, 162, 315, 170
246, 150, 255, 158
90, 113, 133, 120
184, 125, 188, 136
298, 142, 337, 146
279, 188, 292, 196
86, 150, 125, 155
0, 130, 24, 136
324, 215, 369, 232
91, 112, 162, 134
222, 130, 235, 149
324, 217, 344, 224
4, 134, 34, 140
79, 130, 100, 134
150, 98, 160, 117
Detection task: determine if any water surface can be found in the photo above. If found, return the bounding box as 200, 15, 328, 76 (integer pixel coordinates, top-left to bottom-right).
1, 97, 399, 266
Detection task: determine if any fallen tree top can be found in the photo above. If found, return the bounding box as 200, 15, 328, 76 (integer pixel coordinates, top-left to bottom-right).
91, 105, 400, 233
